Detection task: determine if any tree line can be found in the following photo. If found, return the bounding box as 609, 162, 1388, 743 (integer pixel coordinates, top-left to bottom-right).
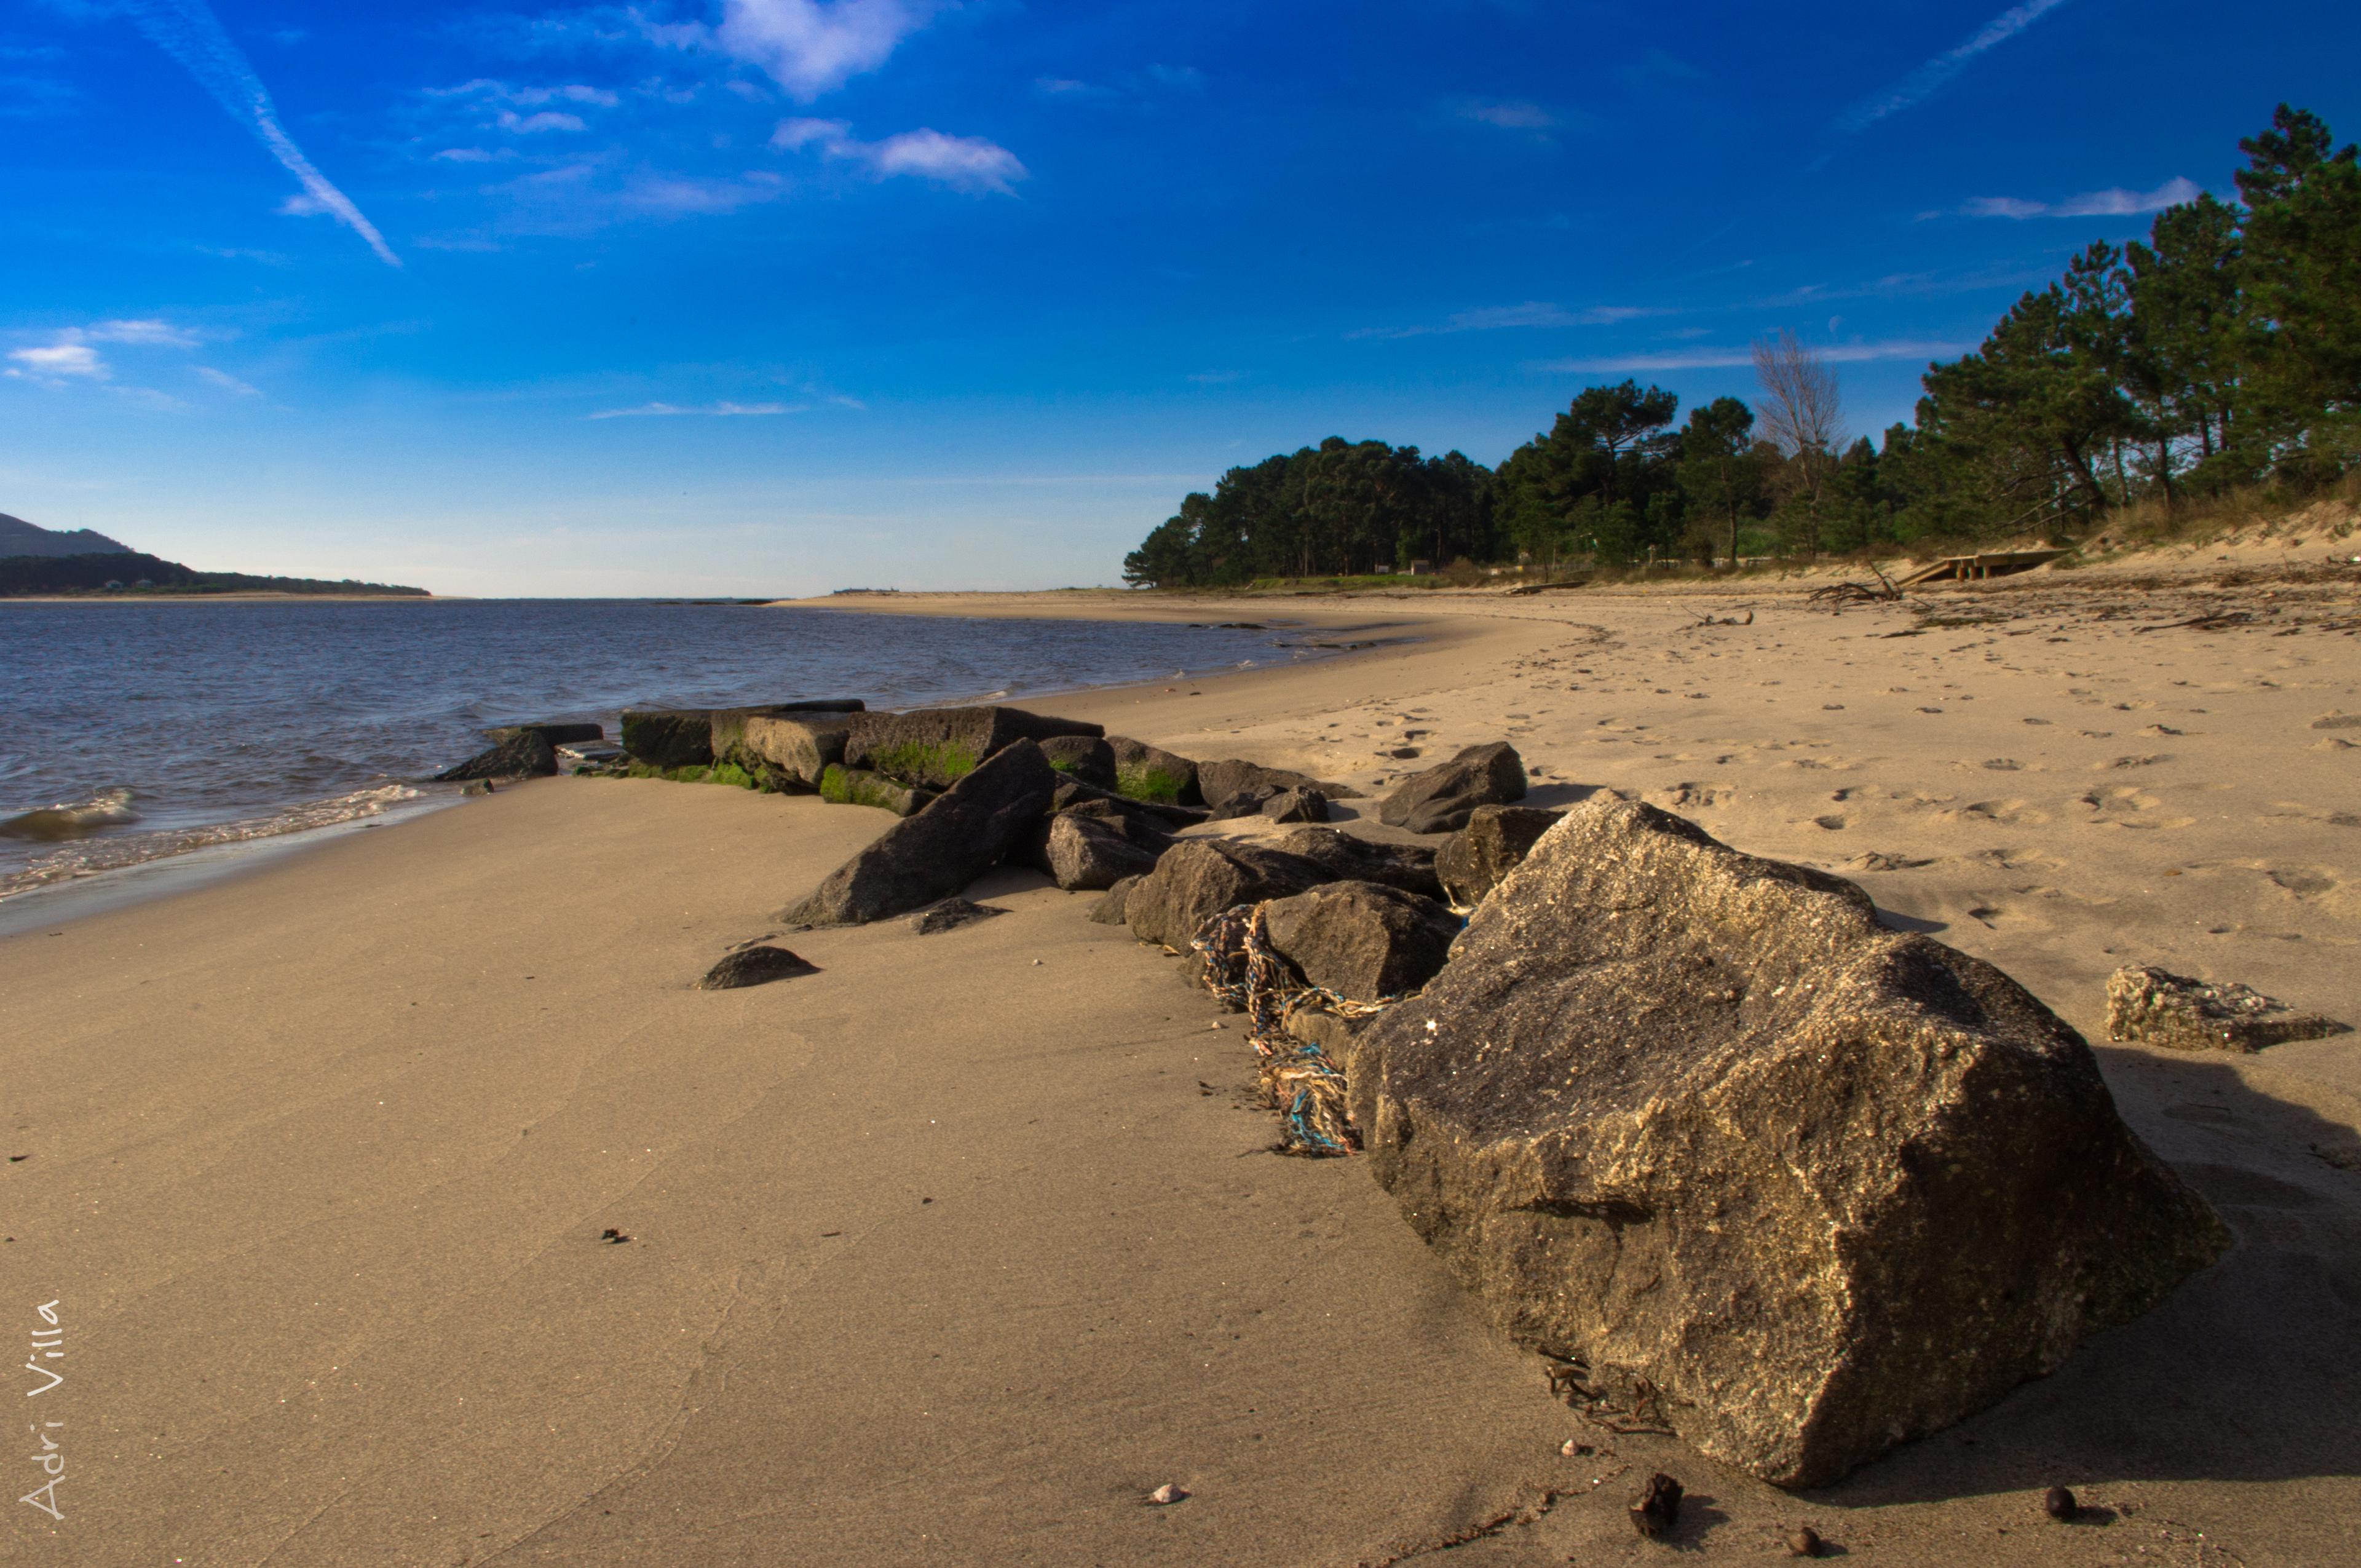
1125, 106, 2359, 587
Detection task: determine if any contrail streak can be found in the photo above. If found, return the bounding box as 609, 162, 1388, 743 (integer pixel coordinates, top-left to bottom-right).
124, 0, 400, 267
1832, 0, 2076, 137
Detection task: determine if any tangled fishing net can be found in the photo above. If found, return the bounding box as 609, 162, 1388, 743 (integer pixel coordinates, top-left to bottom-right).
1190, 903, 1398, 1156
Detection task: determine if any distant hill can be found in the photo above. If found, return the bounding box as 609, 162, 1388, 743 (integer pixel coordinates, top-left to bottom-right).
0, 551, 429, 598
0, 513, 133, 558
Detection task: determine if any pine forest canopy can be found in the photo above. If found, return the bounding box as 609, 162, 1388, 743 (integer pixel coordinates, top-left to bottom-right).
1125, 106, 2361, 588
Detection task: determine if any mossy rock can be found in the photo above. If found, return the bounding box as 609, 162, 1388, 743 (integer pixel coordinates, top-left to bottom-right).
864, 740, 980, 786
818, 765, 934, 817
1115, 765, 1188, 804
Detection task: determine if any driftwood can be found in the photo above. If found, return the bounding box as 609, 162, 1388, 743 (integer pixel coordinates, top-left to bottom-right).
1691, 610, 1754, 628
1808, 565, 1902, 608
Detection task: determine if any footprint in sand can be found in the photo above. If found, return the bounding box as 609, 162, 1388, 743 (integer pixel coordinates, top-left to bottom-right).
1813, 814, 1848, 830
2102, 754, 2167, 769
2264, 867, 2338, 897
2311, 714, 2361, 731
1952, 798, 2047, 826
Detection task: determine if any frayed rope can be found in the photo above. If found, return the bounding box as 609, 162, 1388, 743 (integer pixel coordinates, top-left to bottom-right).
1190, 903, 1397, 1157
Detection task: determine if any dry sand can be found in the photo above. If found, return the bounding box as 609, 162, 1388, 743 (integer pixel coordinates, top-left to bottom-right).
5, 547, 2359, 1565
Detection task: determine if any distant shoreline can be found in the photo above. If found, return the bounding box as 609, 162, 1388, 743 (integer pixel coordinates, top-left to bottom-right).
0, 592, 454, 603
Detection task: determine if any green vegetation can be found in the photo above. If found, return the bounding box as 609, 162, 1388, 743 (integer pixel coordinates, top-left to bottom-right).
820, 765, 909, 810
0, 550, 429, 597
1125, 106, 2361, 582
1115, 765, 1188, 804
707, 762, 761, 790
866, 740, 978, 783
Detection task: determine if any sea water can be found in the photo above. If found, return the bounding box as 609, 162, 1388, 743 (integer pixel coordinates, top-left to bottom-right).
0, 600, 1316, 900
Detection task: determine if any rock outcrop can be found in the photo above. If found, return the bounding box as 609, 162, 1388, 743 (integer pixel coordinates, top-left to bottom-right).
845, 706, 1103, 789
1108, 736, 1203, 804
1260, 880, 1460, 1000
1349, 796, 2228, 1487
1123, 839, 1330, 951
1040, 735, 1119, 790
817, 766, 934, 817
1040, 811, 1172, 891
735, 713, 855, 788
483, 721, 605, 746
1050, 778, 1208, 830
1377, 742, 1527, 834
1196, 758, 1362, 806
786, 740, 1061, 926
434, 729, 558, 782
622, 700, 865, 770
1087, 875, 1142, 926
2105, 964, 2351, 1051
1260, 786, 1331, 823
1435, 804, 1565, 905
1270, 826, 1443, 900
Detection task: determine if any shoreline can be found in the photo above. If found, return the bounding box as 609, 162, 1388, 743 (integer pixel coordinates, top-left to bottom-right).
0, 607, 1423, 933
4, 578, 2357, 1563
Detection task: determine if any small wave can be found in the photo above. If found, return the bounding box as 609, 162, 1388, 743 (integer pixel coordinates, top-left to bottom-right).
0, 784, 425, 901
0, 788, 141, 842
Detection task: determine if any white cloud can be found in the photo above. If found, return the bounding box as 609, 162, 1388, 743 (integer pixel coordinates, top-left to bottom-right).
1350, 302, 1667, 340
771, 115, 850, 149
1833, 0, 2076, 137
434, 146, 499, 163
497, 109, 588, 133
1536, 339, 1968, 373
866, 129, 1024, 193
1960, 176, 2201, 220
195, 365, 263, 395
6, 343, 107, 380
118, 0, 399, 266
772, 119, 1026, 194
88, 318, 200, 346
588, 400, 803, 419
713, 0, 933, 100
1458, 98, 1554, 132
621, 171, 786, 213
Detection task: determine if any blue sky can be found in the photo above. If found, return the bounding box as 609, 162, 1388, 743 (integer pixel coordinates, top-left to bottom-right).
2, 1, 2352, 595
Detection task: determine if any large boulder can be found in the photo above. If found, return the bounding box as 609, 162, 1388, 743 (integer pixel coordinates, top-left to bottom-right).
1040, 735, 1118, 790
786, 740, 1061, 926
734, 713, 856, 788
1123, 839, 1331, 951
434, 729, 557, 783
1349, 797, 2228, 1488
1434, 804, 1566, 905
1271, 826, 1443, 900
845, 706, 1104, 789
1260, 880, 1460, 1001
1377, 742, 1527, 834
1108, 736, 1203, 804
1045, 812, 1171, 891
622, 700, 865, 769
1197, 758, 1363, 805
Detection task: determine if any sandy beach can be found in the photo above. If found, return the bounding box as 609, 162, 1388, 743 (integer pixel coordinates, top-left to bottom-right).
6, 543, 2359, 1565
